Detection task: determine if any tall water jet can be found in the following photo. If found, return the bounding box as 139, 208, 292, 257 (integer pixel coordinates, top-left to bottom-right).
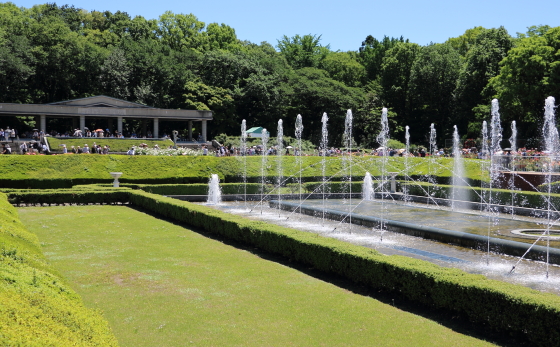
320, 113, 329, 225
295, 114, 304, 214
343, 109, 353, 229
362, 172, 374, 200
480, 120, 490, 230
277, 120, 284, 216
260, 128, 269, 214
376, 108, 390, 238
508, 121, 518, 218
543, 96, 559, 278
487, 99, 504, 264
404, 125, 410, 202
207, 174, 222, 205
509, 121, 517, 152
451, 125, 467, 210
240, 120, 248, 207
428, 123, 438, 206
490, 99, 503, 155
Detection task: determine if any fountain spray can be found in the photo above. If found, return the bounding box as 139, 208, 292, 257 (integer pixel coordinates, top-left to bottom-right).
241, 120, 247, 208
404, 125, 410, 203
376, 108, 389, 240
277, 120, 284, 217
321, 113, 328, 226
543, 96, 558, 278
344, 109, 353, 231
295, 114, 304, 216
428, 124, 437, 206
260, 128, 269, 214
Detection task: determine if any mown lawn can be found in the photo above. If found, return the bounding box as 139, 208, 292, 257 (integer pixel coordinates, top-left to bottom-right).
18, 205, 494, 347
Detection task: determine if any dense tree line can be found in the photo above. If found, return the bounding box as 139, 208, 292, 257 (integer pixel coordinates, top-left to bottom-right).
0, 2, 558, 147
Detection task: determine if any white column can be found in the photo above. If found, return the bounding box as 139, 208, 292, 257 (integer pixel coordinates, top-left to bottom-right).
153, 118, 159, 138
40, 115, 46, 132
117, 117, 123, 135
201, 120, 207, 142
188, 121, 193, 141
79, 115, 85, 133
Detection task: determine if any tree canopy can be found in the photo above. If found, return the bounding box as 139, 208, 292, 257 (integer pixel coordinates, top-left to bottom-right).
0, 2, 558, 149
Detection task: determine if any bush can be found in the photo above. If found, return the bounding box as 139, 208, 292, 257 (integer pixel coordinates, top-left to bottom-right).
403, 181, 558, 209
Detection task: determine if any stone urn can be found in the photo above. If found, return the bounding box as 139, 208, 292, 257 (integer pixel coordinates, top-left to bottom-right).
110, 172, 123, 187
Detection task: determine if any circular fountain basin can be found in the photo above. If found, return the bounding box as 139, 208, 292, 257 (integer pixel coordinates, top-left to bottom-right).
510, 229, 560, 240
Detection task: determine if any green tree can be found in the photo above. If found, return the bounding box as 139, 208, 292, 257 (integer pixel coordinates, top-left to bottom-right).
408, 43, 461, 140
379, 41, 421, 135
321, 52, 366, 87
358, 35, 406, 82
157, 11, 206, 51
283, 67, 364, 145
206, 23, 241, 51
489, 26, 560, 136
454, 27, 513, 137
276, 34, 330, 69
99, 48, 131, 99
184, 80, 235, 136
445, 26, 486, 56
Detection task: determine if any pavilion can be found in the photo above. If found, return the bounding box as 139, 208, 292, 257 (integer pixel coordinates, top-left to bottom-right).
0, 95, 213, 141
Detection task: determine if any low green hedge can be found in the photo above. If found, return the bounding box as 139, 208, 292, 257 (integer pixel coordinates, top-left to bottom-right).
74, 183, 263, 195
303, 181, 390, 194
7, 191, 131, 206
403, 181, 557, 209
0, 193, 119, 346
7, 189, 560, 344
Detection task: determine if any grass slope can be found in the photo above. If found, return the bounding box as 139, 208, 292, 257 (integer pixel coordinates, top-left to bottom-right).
0, 155, 488, 184
0, 195, 119, 346
19, 205, 494, 347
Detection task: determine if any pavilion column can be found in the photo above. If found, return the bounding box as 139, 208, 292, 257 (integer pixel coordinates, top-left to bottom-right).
153, 118, 159, 138
188, 121, 193, 141
201, 120, 207, 142
117, 117, 123, 135
40, 115, 46, 133
79, 115, 85, 133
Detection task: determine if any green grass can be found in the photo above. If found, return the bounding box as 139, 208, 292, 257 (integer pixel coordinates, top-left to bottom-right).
0, 154, 489, 184
47, 137, 175, 152
18, 205, 494, 347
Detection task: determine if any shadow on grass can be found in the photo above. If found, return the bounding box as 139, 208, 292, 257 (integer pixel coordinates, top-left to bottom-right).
129, 205, 529, 347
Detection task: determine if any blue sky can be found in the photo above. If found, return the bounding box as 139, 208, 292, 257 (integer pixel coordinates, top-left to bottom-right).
11, 0, 560, 51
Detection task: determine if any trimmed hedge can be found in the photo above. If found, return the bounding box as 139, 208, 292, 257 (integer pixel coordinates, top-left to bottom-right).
8, 191, 131, 206
303, 181, 390, 194
403, 181, 558, 210
0, 193, 119, 346
7, 189, 560, 345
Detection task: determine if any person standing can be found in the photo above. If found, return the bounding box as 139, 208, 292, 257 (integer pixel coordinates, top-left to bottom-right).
10, 128, 16, 142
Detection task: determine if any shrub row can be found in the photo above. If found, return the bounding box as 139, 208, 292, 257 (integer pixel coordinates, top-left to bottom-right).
8, 191, 131, 206
403, 181, 560, 209
303, 181, 391, 194
0, 193, 119, 346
